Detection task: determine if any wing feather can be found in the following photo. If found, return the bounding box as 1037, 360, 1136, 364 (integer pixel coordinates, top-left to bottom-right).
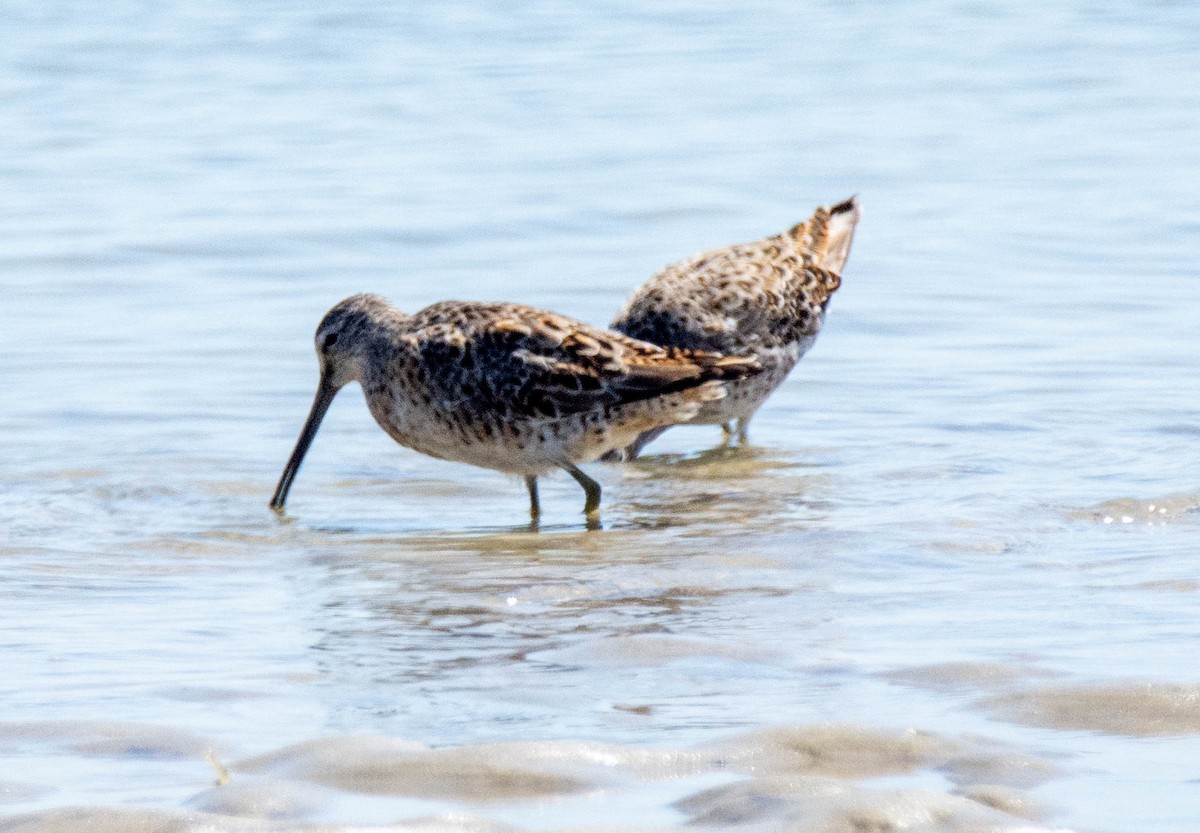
407, 302, 756, 420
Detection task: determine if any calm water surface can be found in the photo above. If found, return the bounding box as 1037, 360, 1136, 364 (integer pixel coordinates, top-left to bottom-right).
2, 2, 1199, 831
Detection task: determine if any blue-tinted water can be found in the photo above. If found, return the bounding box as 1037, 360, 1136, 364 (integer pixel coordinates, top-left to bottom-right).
2, 2, 1199, 830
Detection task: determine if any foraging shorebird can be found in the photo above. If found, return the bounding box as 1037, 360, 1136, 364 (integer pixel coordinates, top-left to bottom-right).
609, 197, 860, 457
269, 294, 760, 524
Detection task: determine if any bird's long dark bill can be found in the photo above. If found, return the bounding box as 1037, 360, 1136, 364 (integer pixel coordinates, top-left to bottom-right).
269, 377, 337, 510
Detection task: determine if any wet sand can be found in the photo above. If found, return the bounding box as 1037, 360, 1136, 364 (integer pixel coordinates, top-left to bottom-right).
0, 720, 1072, 832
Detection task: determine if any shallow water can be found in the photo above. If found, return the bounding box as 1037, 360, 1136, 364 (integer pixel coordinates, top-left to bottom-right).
2, 2, 1199, 831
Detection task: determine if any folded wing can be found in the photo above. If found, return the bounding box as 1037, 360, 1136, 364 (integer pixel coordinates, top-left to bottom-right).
408, 302, 758, 420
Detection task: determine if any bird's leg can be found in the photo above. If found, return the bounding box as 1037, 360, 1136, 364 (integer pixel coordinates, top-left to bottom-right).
561, 462, 601, 522
624, 425, 670, 460
719, 422, 735, 447
735, 417, 751, 443
525, 476, 541, 521
599, 447, 627, 463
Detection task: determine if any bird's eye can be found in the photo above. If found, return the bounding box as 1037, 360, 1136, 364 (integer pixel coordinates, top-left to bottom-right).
322, 332, 339, 350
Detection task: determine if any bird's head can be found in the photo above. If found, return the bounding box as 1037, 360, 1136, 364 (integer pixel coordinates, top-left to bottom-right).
270, 293, 403, 511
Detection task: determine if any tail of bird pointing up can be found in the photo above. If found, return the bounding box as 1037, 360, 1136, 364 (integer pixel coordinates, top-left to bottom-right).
791, 195, 861, 274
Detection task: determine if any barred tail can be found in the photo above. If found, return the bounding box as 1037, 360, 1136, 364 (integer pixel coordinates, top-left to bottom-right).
685, 350, 762, 383
790, 195, 861, 273
822, 195, 861, 273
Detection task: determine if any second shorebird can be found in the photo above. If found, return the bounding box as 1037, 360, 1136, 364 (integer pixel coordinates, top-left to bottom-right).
270, 294, 759, 524
610, 197, 860, 457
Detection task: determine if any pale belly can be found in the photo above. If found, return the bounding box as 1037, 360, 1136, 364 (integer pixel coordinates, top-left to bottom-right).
362, 386, 712, 475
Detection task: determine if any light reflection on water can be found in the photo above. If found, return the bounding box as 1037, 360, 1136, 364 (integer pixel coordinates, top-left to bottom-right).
3, 1, 1200, 830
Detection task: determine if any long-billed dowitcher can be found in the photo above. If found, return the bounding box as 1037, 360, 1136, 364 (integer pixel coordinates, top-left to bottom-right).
609, 196, 860, 457
269, 294, 760, 523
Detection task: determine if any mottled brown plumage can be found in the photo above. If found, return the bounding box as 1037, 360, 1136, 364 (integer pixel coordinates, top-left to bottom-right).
610, 197, 860, 456
269, 294, 760, 523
